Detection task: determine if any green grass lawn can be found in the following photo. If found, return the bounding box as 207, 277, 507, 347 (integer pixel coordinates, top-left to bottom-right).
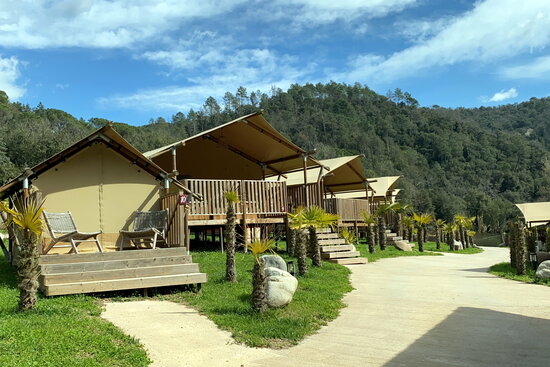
0, 254, 150, 367
422, 241, 484, 254
157, 250, 352, 348
356, 241, 442, 261
489, 262, 550, 287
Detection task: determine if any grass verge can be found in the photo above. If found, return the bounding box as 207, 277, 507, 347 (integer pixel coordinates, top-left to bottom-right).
158, 250, 352, 348
0, 254, 150, 367
356, 241, 441, 262
489, 262, 550, 287
422, 241, 484, 254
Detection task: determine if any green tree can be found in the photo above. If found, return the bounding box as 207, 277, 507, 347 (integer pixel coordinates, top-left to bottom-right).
413, 213, 432, 252
302, 206, 338, 267
0, 196, 45, 311
224, 191, 239, 282
362, 212, 377, 254
246, 239, 273, 313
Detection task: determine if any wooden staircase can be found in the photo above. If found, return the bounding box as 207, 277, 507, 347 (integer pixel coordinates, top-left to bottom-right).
319, 232, 367, 265
39, 247, 207, 296
385, 230, 414, 251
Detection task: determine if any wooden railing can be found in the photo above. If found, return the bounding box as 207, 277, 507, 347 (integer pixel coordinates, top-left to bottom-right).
287, 183, 324, 209
185, 179, 287, 216
324, 198, 370, 222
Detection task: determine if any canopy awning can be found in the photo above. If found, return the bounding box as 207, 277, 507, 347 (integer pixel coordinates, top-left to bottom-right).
515, 202, 550, 226
144, 112, 321, 180
266, 155, 367, 193
367, 176, 401, 198
334, 188, 401, 201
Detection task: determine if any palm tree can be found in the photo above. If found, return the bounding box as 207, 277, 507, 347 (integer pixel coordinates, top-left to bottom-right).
246, 238, 274, 313
435, 219, 445, 250
301, 206, 338, 267
393, 204, 411, 238
224, 191, 239, 282
288, 207, 308, 275
515, 221, 527, 275
507, 221, 517, 268
413, 213, 432, 252
443, 222, 457, 251
402, 215, 415, 242
0, 196, 45, 311
340, 227, 357, 246
362, 212, 377, 254
374, 203, 397, 250
454, 214, 468, 248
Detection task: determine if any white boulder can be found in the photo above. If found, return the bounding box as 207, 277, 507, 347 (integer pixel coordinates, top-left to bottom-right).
453, 240, 463, 250
394, 240, 413, 252
260, 254, 287, 272
264, 266, 298, 308
536, 260, 550, 279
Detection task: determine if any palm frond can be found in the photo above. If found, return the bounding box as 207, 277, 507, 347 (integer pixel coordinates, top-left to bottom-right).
224, 190, 240, 204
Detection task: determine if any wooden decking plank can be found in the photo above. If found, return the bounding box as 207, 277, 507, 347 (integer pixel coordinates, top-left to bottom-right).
40, 255, 192, 274
320, 245, 355, 252
44, 273, 208, 296
328, 258, 368, 265
321, 251, 360, 259
39, 247, 189, 264
41, 263, 200, 285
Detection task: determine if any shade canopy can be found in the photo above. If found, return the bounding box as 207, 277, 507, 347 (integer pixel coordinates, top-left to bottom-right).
0, 125, 190, 199
144, 112, 320, 180
515, 202, 550, 226
267, 155, 367, 193
367, 176, 401, 198
334, 189, 401, 202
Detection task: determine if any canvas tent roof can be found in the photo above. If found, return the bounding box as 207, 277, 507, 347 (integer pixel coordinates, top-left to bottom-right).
0, 125, 192, 199
334, 189, 401, 200
367, 176, 401, 198
515, 202, 550, 226
144, 112, 321, 180
266, 155, 367, 193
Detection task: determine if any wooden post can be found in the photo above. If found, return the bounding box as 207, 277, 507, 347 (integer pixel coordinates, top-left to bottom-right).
178, 189, 186, 250
302, 154, 309, 207
220, 226, 224, 252
22, 177, 29, 199
171, 145, 178, 175
241, 181, 248, 246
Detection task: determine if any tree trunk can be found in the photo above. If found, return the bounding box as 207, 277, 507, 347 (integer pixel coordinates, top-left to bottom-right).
516, 223, 527, 275
378, 216, 386, 251
459, 225, 466, 249
408, 226, 413, 242
435, 228, 441, 250
225, 202, 237, 282
418, 226, 424, 252
508, 223, 517, 268
297, 231, 308, 275
17, 230, 39, 311
308, 226, 321, 267
287, 229, 295, 256
367, 224, 375, 254
251, 259, 268, 312
423, 225, 427, 243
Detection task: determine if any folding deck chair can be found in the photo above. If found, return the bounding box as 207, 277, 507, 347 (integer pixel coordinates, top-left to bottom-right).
43, 211, 103, 254
119, 209, 169, 250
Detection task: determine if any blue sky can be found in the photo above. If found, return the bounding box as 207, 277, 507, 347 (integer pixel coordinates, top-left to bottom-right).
1, 0, 550, 125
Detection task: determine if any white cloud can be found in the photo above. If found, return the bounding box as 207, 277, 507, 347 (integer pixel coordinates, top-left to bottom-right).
500, 55, 550, 79
273, 0, 417, 24
100, 47, 311, 111
0, 56, 25, 99
335, 0, 550, 84
0, 0, 246, 48
487, 88, 518, 102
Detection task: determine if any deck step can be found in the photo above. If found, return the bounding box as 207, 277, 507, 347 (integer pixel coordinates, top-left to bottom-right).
40, 263, 200, 285
319, 238, 347, 245
317, 233, 339, 239
40, 255, 191, 274
328, 257, 368, 265
39, 247, 188, 264
389, 236, 403, 242
43, 273, 208, 296
322, 251, 360, 259
320, 245, 355, 253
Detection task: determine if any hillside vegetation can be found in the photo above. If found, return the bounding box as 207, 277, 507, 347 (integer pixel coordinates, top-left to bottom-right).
1, 83, 549, 232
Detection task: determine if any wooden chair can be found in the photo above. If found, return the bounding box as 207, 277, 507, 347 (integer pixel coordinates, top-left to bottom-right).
43, 211, 103, 254
119, 209, 169, 250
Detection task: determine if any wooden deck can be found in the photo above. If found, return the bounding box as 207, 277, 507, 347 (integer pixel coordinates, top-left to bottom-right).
39, 247, 207, 296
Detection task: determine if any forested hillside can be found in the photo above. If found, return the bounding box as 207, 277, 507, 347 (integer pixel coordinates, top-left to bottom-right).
1, 83, 549, 232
